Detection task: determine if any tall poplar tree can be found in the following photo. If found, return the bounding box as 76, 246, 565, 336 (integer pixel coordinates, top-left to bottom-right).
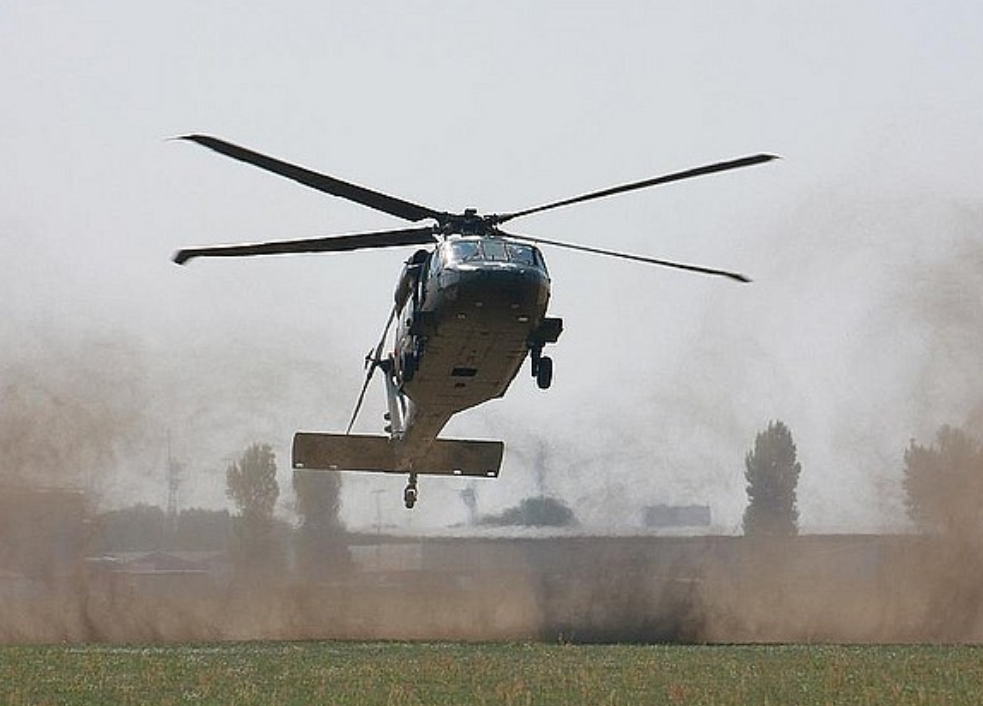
293, 470, 348, 576
226, 442, 280, 568
742, 420, 801, 537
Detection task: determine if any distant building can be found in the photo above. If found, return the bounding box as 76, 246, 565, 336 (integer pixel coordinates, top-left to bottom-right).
643, 504, 711, 528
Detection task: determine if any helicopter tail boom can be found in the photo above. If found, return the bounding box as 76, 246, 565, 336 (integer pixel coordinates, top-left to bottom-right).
292, 432, 503, 478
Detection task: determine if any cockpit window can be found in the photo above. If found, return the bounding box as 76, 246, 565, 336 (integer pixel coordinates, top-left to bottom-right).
448, 241, 481, 262
507, 244, 536, 266
445, 239, 545, 269
482, 240, 508, 262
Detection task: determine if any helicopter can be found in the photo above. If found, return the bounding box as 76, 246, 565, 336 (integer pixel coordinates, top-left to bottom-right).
173, 135, 776, 508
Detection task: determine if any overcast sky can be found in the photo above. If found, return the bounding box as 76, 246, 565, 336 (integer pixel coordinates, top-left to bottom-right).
2, 1, 983, 531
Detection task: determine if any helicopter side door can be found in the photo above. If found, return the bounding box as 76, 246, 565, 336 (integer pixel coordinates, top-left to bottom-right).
393, 249, 434, 384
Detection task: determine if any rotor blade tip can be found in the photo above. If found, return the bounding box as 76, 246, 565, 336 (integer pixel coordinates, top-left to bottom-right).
172, 251, 192, 265
173, 134, 212, 146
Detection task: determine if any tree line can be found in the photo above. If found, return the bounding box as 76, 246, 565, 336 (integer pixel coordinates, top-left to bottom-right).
740, 418, 983, 538
96, 423, 979, 546
95, 443, 347, 577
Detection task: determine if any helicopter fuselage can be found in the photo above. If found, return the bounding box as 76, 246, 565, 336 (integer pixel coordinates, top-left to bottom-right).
389, 236, 561, 462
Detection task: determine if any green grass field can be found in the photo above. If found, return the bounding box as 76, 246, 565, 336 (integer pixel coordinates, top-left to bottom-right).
1, 642, 981, 705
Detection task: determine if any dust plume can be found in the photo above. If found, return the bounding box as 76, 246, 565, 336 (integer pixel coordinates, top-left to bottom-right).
678, 200, 983, 643
8, 197, 983, 644
0, 328, 147, 642
0, 331, 148, 493
6, 512, 983, 643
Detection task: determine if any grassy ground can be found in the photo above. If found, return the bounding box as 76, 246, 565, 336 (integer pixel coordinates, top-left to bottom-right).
1, 642, 981, 705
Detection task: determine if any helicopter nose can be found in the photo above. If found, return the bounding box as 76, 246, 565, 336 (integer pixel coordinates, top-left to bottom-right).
451, 266, 549, 320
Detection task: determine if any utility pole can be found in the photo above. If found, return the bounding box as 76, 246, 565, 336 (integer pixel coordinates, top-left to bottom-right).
166, 433, 183, 531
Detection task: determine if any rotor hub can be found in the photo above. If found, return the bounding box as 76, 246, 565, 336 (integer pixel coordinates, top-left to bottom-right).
440, 208, 497, 238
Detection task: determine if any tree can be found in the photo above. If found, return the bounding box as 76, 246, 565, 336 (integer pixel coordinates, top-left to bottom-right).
481, 496, 576, 527
292, 470, 348, 577
903, 425, 983, 534
94, 504, 168, 552
173, 508, 233, 551
293, 471, 343, 534
742, 420, 801, 537
227, 443, 279, 520
226, 443, 280, 568
94, 506, 234, 552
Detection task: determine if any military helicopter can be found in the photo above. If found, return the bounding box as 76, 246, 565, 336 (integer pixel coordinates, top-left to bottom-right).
173, 135, 775, 508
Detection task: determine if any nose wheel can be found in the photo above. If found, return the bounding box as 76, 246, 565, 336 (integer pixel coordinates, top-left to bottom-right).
403, 474, 418, 509
536, 355, 553, 389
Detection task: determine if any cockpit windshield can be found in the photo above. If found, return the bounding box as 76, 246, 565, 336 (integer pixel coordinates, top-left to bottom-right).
446, 240, 544, 270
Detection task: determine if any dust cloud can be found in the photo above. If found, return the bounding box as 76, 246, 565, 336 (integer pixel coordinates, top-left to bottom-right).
0, 332, 148, 494
5, 202, 983, 644
8, 526, 983, 644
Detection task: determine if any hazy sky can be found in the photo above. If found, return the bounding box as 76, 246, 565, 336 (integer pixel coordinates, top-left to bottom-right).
3, 1, 983, 531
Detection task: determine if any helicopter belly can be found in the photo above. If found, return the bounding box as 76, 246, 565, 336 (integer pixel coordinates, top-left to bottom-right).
402, 267, 548, 415
409, 319, 530, 408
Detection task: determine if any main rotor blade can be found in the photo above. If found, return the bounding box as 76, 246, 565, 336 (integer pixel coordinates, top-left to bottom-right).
173, 226, 438, 265
495, 154, 778, 225
502, 231, 751, 283
346, 305, 398, 434
178, 134, 444, 223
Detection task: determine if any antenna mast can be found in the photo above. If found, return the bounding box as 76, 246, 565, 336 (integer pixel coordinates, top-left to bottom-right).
166, 433, 182, 527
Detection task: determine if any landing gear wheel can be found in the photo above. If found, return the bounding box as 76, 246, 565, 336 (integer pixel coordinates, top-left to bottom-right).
403, 474, 418, 509
536, 355, 553, 390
